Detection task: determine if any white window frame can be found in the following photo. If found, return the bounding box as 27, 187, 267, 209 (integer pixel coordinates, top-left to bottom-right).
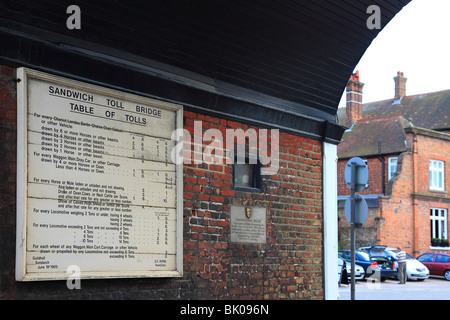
430, 208, 447, 241
429, 159, 445, 191
388, 157, 398, 180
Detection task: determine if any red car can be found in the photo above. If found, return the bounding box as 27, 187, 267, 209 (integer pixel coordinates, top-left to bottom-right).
417, 252, 450, 281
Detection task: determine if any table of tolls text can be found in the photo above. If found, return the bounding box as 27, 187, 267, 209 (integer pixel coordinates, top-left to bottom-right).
24, 78, 179, 274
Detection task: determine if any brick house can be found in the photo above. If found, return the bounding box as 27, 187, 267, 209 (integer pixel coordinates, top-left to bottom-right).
337, 72, 450, 257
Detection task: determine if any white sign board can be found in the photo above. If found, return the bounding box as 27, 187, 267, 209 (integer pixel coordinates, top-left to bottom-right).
344, 157, 368, 192
344, 194, 369, 227
16, 68, 183, 281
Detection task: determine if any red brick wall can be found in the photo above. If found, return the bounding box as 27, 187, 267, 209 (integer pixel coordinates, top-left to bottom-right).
378, 131, 450, 256
182, 111, 324, 300
338, 155, 400, 196
408, 131, 450, 255
377, 152, 415, 253
0, 65, 325, 299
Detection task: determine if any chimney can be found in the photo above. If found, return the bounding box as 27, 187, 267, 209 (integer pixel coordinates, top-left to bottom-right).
346, 71, 364, 128
394, 71, 407, 100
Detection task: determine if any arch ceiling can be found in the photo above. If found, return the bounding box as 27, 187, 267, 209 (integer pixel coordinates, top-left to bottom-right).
0, 0, 411, 142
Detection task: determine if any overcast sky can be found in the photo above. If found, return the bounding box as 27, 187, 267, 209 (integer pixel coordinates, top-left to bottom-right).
338, 0, 450, 108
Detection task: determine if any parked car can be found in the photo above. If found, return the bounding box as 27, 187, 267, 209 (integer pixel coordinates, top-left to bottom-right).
339, 250, 373, 279
358, 245, 398, 282
385, 248, 429, 281
345, 259, 365, 282
338, 257, 364, 285
338, 257, 346, 285
417, 252, 450, 281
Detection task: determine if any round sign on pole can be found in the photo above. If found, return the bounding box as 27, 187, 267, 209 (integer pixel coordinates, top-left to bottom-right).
344, 194, 369, 227
344, 157, 368, 192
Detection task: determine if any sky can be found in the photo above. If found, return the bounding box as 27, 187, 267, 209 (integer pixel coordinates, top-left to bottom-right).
338, 0, 450, 108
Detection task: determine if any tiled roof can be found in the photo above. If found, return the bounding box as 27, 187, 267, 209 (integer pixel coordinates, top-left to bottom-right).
338, 116, 409, 159
337, 89, 450, 158
338, 89, 450, 131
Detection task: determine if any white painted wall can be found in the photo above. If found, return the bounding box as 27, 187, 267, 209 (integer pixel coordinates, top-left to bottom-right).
323, 142, 339, 300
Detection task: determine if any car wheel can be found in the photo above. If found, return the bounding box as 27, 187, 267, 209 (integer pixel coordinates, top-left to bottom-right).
444, 270, 450, 281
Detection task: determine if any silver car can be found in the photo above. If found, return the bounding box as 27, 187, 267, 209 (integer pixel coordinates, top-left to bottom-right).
386, 248, 429, 281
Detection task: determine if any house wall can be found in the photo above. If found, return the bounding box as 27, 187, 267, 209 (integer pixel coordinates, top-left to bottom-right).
377, 152, 415, 253
337, 154, 401, 251
0, 65, 326, 299
337, 155, 400, 197
405, 129, 450, 255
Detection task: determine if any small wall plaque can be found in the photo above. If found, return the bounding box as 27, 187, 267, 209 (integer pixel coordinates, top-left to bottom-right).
230, 206, 266, 244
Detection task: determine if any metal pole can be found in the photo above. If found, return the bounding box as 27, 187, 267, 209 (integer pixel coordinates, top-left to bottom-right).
350, 162, 357, 300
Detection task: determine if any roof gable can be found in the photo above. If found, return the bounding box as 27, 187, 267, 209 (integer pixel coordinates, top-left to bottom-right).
338, 116, 409, 159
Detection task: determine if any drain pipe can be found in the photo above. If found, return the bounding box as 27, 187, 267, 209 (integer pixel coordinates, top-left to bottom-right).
378, 140, 385, 195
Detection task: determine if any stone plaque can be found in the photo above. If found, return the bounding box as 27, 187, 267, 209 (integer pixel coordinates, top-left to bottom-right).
16, 68, 183, 281
230, 206, 266, 244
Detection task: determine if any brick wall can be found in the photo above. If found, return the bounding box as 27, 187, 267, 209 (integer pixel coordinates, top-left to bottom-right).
182, 111, 324, 300
378, 130, 450, 256
0, 65, 325, 299
406, 130, 450, 255
338, 155, 401, 197
377, 152, 415, 253
338, 207, 381, 250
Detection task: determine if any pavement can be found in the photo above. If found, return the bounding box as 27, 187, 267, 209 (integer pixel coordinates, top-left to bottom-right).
338, 276, 450, 300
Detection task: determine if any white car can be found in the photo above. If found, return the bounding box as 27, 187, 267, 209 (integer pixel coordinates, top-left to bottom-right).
338, 257, 364, 285
386, 248, 430, 281
346, 261, 365, 281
